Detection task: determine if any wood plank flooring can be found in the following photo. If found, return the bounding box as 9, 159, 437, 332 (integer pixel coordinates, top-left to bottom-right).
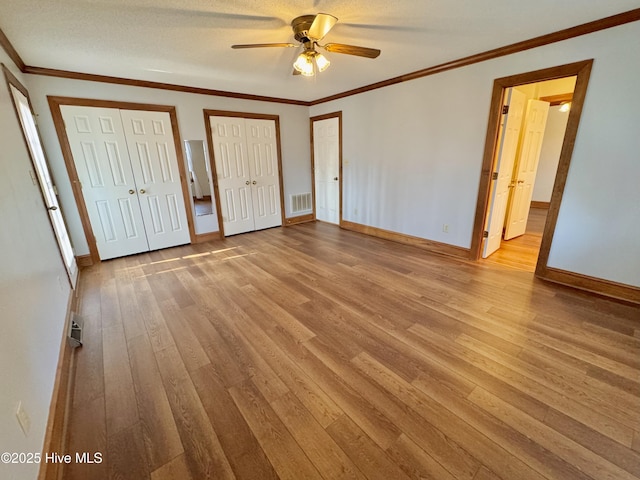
482, 207, 547, 271
63, 222, 640, 480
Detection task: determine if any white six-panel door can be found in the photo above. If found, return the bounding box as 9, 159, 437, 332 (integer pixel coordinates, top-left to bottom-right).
120, 110, 191, 251
313, 117, 340, 224
61, 106, 190, 259
504, 99, 550, 240
210, 116, 282, 236
482, 88, 526, 258
245, 119, 282, 230
210, 116, 255, 236
62, 106, 149, 259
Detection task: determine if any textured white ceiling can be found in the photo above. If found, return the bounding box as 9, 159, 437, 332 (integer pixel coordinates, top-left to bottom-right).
1, 0, 638, 102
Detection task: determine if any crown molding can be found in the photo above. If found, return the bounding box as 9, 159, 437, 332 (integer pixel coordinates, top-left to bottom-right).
23, 66, 311, 106
309, 8, 640, 105
0, 27, 25, 71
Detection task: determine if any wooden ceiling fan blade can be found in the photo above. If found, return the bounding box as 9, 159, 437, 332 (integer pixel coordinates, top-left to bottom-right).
231, 43, 297, 49
292, 68, 301, 76
323, 43, 381, 58
308, 13, 338, 41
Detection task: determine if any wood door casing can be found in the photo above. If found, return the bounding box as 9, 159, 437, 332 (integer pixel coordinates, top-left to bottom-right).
54, 100, 194, 261
203, 109, 285, 238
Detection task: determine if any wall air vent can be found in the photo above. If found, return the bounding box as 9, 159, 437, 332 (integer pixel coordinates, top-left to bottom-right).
291, 193, 312, 213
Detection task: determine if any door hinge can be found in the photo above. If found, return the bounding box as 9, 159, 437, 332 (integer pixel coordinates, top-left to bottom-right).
483, 231, 489, 238
502, 105, 509, 115
491, 172, 498, 180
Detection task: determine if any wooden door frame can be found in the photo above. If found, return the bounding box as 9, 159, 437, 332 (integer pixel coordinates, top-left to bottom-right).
310, 111, 343, 225
203, 109, 286, 239
470, 60, 593, 276
48, 96, 196, 264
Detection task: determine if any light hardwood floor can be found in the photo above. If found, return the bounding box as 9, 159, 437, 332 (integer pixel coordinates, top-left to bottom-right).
482, 207, 547, 272
63, 221, 640, 480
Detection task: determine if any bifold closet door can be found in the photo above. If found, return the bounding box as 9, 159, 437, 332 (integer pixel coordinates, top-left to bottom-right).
120, 110, 191, 251
61, 106, 190, 260
210, 116, 282, 236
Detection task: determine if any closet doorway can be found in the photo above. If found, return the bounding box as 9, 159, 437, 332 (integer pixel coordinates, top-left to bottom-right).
205, 111, 285, 237
50, 98, 195, 262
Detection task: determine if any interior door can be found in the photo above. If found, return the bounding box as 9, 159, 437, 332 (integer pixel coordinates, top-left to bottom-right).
504, 99, 550, 240
61, 105, 149, 260
313, 117, 340, 224
10, 86, 78, 285
482, 88, 526, 258
120, 110, 191, 250
210, 116, 255, 236
245, 119, 283, 230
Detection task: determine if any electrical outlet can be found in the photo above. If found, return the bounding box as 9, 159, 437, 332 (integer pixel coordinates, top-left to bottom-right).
443, 224, 449, 233
16, 401, 31, 436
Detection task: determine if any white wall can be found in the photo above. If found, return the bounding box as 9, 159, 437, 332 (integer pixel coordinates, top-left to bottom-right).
533, 105, 570, 202
311, 21, 640, 287
0, 57, 72, 479
26, 76, 312, 252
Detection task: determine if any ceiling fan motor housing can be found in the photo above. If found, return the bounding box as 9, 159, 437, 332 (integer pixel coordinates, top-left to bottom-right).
292, 15, 317, 43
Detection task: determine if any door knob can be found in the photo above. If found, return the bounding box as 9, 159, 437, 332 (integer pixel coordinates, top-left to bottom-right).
245, 181, 250, 185
333, 177, 338, 181
128, 189, 135, 194
48, 205, 58, 211
139, 189, 146, 194
252, 180, 257, 185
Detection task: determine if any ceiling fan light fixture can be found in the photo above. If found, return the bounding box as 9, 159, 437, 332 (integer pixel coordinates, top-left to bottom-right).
293, 52, 315, 76
315, 53, 330, 72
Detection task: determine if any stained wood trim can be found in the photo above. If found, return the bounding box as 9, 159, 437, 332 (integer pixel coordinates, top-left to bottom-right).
285, 213, 315, 226
539, 93, 573, 106
0, 28, 25, 72
75, 254, 93, 268
203, 109, 287, 238
194, 231, 221, 244
470, 60, 593, 266
538, 267, 640, 304
47, 96, 197, 263
530, 201, 551, 209
38, 280, 81, 480
341, 220, 470, 259
24, 66, 310, 106
310, 111, 343, 225
12, 10, 637, 108
310, 9, 640, 105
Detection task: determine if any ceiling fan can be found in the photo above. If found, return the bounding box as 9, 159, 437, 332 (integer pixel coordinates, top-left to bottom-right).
231, 13, 381, 76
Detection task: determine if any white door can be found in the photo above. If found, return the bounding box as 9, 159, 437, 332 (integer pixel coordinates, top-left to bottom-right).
210, 116, 255, 236
10, 86, 78, 286
62, 106, 149, 260
120, 110, 191, 251
482, 88, 526, 258
504, 99, 550, 240
210, 116, 282, 236
245, 119, 283, 230
62, 106, 191, 259
313, 117, 340, 224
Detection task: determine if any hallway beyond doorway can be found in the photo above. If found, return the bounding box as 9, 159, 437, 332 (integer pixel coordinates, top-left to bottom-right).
482, 207, 547, 271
